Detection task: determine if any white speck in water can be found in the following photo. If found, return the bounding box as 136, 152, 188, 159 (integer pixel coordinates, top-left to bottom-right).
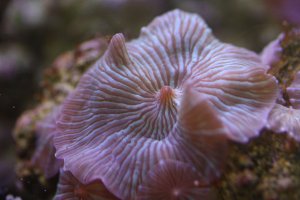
172, 188, 181, 196
194, 180, 200, 186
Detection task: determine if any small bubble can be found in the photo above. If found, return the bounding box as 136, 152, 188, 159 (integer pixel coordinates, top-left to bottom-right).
172, 188, 181, 196
194, 180, 200, 186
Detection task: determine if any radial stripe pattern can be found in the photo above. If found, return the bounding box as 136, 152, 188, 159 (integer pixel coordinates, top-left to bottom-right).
54, 170, 119, 200
54, 9, 277, 199
136, 160, 214, 200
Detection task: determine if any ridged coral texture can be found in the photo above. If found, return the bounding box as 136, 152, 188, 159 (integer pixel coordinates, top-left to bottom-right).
54, 9, 277, 199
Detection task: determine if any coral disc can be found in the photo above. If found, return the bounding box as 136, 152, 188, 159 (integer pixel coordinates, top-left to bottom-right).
136, 160, 214, 200
54, 9, 277, 199
54, 170, 119, 200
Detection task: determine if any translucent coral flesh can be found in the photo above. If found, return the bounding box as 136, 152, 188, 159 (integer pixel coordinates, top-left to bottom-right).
268, 71, 300, 141
54, 10, 277, 199
54, 170, 119, 200
267, 104, 300, 141
31, 106, 63, 178
287, 72, 300, 109
136, 160, 214, 200
260, 33, 283, 68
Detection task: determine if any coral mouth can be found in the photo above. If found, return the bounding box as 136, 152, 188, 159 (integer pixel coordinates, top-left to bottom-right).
158, 86, 175, 107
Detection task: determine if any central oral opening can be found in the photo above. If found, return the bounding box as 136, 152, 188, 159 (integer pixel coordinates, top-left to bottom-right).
158, 86, 175, 107
143, 86, 179, 140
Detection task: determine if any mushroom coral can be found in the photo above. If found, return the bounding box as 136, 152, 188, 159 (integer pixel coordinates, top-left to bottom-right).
267, 104, 300, 141
54, 9, 277, 199
31, 106, 63, 178
262, 30, 300, 142
260, 34, 283, 69
268, 72, 300, 141
136, 160, 214, 200
54, 170, 119, 200
287, 71, 300, 109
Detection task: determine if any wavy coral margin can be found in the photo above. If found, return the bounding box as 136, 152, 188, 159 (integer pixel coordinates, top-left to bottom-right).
54, 9, 277, 199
